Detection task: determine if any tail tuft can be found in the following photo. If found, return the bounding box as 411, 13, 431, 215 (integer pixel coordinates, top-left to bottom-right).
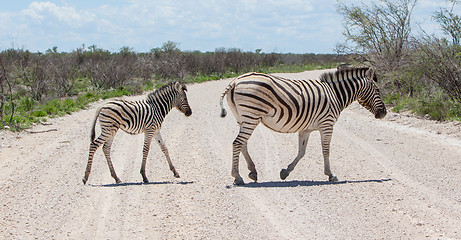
90, 131, 96, 143
219, 78, 236, 119
220, 108, 227, 118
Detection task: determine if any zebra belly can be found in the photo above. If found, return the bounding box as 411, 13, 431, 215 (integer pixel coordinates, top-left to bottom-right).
260, 115, 321, 133
119, 121, 159, 135
120, 125, 146, 135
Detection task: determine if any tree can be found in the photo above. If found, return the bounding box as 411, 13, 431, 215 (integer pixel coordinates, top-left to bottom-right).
416, 0, 461, 101
433, 0, 461, 45
337, 0, 416, 71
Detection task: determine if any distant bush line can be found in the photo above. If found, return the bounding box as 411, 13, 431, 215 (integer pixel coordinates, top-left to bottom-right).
0, 42, 347, 130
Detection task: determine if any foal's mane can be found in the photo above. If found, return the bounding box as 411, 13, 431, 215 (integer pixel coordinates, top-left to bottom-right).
147, 82, 180, 100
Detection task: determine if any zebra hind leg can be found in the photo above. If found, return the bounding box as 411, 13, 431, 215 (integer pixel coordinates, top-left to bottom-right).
241, 144, 257, 182
232, 122, 257, 185
83, 135, 106, 184
102, 137, 121, 184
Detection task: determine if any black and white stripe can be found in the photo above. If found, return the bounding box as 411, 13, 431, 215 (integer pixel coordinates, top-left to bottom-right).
83, 82, 192, 184
220, 67, 386, 185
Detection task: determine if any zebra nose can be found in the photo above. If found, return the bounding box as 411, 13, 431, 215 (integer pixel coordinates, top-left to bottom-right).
185, 109, 192, 116
375, 109, 387, 119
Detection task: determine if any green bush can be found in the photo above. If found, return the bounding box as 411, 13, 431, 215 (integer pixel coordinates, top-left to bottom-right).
101, 88, 133, 100
386, 91, 461, 121
17, 97, 36, 113
31, 110, 47, 117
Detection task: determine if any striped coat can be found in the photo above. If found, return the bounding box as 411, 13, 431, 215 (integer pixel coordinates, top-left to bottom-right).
83, 82, 192, 184
220, 67, 386, 185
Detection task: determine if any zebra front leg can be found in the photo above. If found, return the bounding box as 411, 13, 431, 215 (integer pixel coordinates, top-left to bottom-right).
241, 144, 257, 182
83, 135, 106, 184
280, 130, 311, 180
320, 128, 338, 182
102, 137, 121, 184
140, 131, 154, 183
154, 131, 180, 178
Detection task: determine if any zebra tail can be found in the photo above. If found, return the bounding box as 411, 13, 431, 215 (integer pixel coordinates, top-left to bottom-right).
219, 80, 236, 118
90, 107, 102, 142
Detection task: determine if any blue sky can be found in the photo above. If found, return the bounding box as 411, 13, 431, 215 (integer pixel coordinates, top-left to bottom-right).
0, 0, 458, 54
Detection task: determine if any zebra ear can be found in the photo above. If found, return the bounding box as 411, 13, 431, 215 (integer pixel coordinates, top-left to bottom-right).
174, 82, 182, 91
366, 68, 378, 82
174, 82, 187, 92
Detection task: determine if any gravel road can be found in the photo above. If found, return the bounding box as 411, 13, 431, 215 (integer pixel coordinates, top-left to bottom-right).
1, 69, 460, 239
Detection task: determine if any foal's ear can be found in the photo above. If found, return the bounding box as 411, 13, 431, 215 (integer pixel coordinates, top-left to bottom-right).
174, 82, 187, 92
366, 68, 378, 82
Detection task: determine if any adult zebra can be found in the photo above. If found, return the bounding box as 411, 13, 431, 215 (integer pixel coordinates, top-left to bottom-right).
83, 82, 192, 185
220, 67, 387, 185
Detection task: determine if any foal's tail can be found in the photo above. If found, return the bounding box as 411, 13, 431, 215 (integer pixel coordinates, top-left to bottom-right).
90, 107, 102, 142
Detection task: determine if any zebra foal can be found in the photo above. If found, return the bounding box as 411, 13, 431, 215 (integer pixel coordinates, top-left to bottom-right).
220, 67, 387, 185
83, 82, 192, 184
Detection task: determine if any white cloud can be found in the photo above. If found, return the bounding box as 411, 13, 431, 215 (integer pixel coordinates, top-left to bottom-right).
418, 0, 451, 8
21, 2, 95, 26
0, 0, 348, 53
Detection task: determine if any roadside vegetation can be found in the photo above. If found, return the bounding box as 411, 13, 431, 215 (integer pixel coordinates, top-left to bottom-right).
337, 0, 461, 121
0, 43, 345, 131
4, 0, 457, 131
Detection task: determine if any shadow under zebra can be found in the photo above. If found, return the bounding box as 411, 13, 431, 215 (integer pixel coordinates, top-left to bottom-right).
89, 180, 195, 188
227, 178, 392, 189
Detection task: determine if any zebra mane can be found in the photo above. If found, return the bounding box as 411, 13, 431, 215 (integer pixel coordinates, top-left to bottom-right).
147, 82, 184, 101
319, 67, 370, 83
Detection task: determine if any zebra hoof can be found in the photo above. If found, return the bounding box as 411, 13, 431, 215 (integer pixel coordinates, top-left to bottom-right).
171, 168, 180, 178
143, 178, 149, 183
329, 175, 338, 182
115, 178, 122, 184
280, 169, 290, 180
82, 178, 87, 185
234, 178, 245, 186
248, 172, 258, 182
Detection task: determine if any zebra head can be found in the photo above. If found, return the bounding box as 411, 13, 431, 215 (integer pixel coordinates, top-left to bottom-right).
357, 68, 387, 119
173, 82, 192, 117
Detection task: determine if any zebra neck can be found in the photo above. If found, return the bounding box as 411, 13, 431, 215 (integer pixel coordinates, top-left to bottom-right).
147, 95, 174, 119
324, 74, 367, 112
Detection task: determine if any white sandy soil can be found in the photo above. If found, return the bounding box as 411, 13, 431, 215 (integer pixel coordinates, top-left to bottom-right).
1, 69, 460, 239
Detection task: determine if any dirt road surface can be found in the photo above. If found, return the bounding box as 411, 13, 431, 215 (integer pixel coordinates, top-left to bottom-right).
1, 69, 461, 239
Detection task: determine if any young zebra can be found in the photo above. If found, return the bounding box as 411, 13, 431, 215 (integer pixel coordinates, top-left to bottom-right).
83, 82, 192, 185
220, 67, 387, 185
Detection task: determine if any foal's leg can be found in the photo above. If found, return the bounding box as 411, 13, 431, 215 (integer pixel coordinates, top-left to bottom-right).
280, 129, 312, 180
140, 130, 154, 183
102, 136, 121, 184
83, 134, 107, 184
154, 131, 180, 178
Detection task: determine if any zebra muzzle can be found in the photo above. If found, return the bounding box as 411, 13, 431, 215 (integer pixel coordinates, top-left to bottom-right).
375, 109, 387, 119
